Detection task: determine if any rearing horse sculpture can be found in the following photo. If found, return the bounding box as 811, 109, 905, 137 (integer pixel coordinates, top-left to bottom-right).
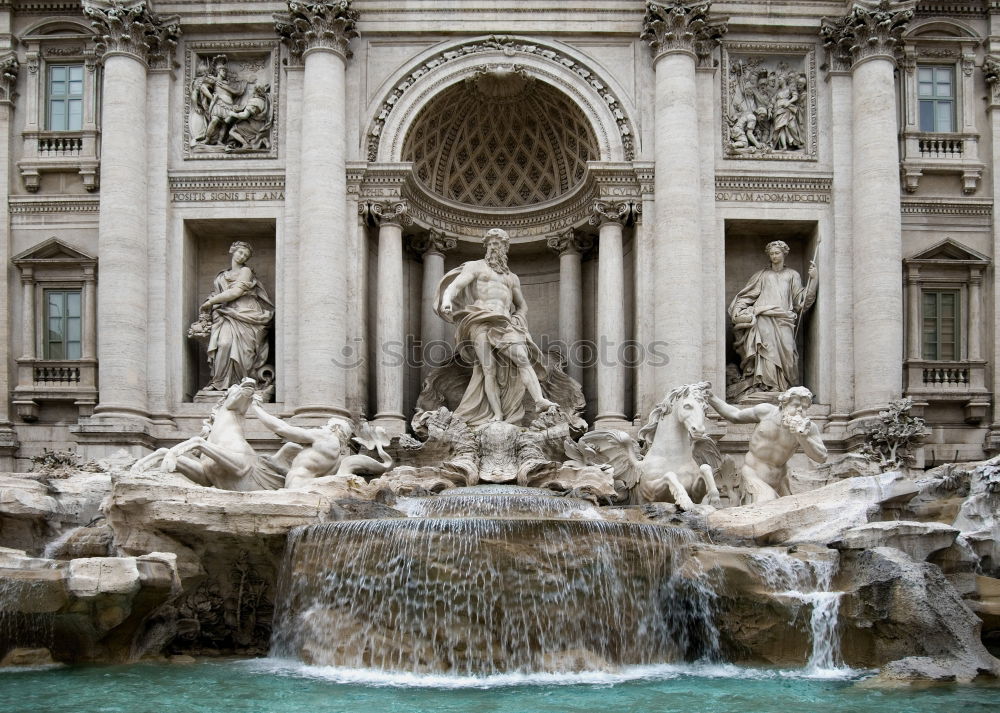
131, 378, 286, 491
578, 382, 723, 510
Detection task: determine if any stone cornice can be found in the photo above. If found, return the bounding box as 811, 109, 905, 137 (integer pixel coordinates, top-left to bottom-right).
0, 53, 18, 107
714, 174, 833, 203
820, 0, 915, 72
83, 0, 181, 67
168, 173, 285, 193
274, 0, 359, 60
9, 196, 100, 214
900, 198, 992, 216
640, 1, 728, 65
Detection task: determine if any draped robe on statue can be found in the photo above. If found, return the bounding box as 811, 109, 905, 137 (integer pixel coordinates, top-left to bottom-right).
729, 267, 813, 393
207, 269, 274, 390
434, 266, 547, 426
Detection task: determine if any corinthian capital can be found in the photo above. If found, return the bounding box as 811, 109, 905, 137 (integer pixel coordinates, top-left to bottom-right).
360, 200, 412, 228
274, 0, 360, 59
820, 0, 915, 71
640, 1, 727, 63
0, 54, 18, 107
83, 0, 181, 66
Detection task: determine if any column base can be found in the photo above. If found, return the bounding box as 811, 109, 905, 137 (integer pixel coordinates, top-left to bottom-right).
70, 416, 156, 460
293, 405, 353, 422
372, 414, 408, 437
592, 414, 631, 431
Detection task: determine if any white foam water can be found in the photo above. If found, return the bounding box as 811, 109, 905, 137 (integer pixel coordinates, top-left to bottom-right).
244, 657, 867, 689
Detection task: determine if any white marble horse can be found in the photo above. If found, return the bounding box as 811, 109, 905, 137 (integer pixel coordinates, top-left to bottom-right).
579, 382, 723, 510
132, 378, 285, 491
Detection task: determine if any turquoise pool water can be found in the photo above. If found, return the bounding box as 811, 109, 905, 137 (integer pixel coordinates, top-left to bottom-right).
1, 659, 998, 713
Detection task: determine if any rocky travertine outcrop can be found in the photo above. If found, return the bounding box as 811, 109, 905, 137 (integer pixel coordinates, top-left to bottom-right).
706, 471, 919, 545
838, 547, 999, 682
829, 521, 959, 563
0, 548, 177, 663
0, 471, 111, 554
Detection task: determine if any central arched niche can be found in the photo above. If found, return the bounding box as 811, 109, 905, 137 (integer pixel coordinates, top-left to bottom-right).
401, 68, 600, 210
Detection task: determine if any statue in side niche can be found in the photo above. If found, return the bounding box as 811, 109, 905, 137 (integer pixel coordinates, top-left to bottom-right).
729, 240, 816, 396
706, 385, 827, 504
435, 228, 559, 426
188, 241, 274, 395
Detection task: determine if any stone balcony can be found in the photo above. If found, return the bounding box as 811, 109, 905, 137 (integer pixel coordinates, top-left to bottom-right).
900, 131, 985, 195
12, 358, 98, 422
17, 130, 100, 192
904, 358, 990, 424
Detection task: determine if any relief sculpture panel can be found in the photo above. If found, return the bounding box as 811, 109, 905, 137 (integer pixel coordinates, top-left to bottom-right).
184, 42, 279, 159
721, 43, 817, 161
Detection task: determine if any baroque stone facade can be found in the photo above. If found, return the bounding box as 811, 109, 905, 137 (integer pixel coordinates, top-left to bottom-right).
2, 0, 1000, 470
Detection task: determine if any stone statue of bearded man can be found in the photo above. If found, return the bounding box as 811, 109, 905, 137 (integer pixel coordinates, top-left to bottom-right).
436, 228, 557, 426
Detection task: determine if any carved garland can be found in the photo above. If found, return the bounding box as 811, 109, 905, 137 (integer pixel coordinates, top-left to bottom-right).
365, 35, 638, 163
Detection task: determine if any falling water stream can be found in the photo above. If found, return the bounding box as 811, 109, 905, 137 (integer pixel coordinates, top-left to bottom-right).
270, 489, 719, 674
748, 550, 844, 671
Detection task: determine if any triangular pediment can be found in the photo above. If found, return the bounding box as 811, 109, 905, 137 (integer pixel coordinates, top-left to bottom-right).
12, 237, 96, 264
906, 238, 989, 264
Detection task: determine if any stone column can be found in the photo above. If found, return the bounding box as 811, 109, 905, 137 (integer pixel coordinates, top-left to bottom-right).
822, 1, 913, 416
275, 0, 359, 419
413, 229, 456, 382
82, 0, 180, 424
547, 229, 589, 385
0, 53, 16, 462
590, 201, 635, 427
365, 201, 411, 435
641, 1, 726, 394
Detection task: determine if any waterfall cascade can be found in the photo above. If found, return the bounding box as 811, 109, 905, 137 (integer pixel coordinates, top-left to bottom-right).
270, 488, 719, 674
748, 550, 844, 671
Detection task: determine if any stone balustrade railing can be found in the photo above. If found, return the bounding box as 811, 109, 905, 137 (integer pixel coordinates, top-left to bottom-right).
37, 133, 84, 156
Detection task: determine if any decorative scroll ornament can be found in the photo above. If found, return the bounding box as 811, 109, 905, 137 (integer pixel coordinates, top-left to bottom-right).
0, 54, 19, 106
820, 0, 915, 70
983, 56, 1000, 104
83, 0, 181, 65
547, 229, 593, 256
274, 0, 360, 58
640, 1, 728, 63
588, 200, 640, 227
360, 200, 413, 227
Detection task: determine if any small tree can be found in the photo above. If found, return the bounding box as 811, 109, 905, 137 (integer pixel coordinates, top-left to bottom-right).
860, 398, 927, 469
